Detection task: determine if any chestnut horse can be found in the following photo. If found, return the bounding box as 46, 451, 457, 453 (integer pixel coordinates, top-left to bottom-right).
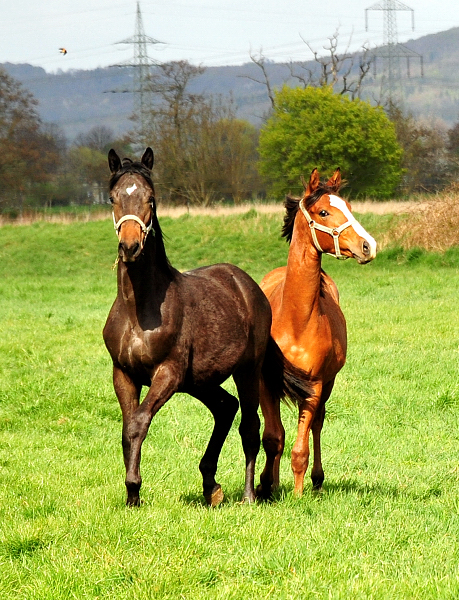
103, 148, 313, 507
258, 168, 377, 498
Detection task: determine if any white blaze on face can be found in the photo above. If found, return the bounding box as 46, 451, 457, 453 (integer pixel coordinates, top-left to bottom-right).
328, 195, 377, 257
126, 183, 137, 195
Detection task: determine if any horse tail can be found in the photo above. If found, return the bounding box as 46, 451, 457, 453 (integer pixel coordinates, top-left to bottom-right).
262, 336, 315, 406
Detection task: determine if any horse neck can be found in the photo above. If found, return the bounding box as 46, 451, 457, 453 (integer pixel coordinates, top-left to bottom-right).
117, 235, 170, 313
281, 211, 323, 318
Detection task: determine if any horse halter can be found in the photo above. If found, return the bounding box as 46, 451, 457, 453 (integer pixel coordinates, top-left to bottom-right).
112, 212, 153, 249
299, 198, 356, 260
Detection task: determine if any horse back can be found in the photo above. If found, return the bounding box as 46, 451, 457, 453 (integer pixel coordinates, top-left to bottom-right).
180, 263, 272, 385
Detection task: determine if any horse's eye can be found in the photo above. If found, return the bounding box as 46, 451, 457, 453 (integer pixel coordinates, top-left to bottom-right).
319, 210, 329, 218
109, 197, 114, 204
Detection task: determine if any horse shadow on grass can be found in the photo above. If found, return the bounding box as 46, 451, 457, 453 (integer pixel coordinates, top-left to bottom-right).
179, 476, 440, 507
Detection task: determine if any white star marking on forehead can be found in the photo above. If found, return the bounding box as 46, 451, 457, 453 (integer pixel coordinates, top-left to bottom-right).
126, 183, 137, 195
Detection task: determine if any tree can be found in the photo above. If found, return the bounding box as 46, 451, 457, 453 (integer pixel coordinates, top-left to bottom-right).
258, 86, 403, 199
215, 118, 261, 204
142, 61, 263, 205
0, 68, 62, 209
68, 146, 108, 204
247, 30, 374, 113
289, 30, 373, 100
74, 125, 116, 153
389, 104, 451, 193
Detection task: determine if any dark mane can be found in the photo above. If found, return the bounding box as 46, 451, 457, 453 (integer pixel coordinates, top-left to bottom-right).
281, 179, 342, 244
110, 158, 173, 277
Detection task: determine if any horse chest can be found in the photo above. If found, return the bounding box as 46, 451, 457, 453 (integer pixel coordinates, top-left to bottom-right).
105, 315, 173, 375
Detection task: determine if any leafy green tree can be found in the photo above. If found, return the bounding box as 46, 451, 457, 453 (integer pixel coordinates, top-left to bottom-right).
258, 86, 403, 199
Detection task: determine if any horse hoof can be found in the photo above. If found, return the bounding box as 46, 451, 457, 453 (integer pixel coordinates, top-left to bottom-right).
126, 495, 141, 507
255, 483, 272, 501
204, 486, 224, 507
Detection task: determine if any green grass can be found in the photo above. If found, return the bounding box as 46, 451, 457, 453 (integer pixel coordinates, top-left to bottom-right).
1, 211, 459, 598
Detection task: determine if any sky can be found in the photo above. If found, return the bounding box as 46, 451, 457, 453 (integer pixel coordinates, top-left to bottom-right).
1, 0, 458, 73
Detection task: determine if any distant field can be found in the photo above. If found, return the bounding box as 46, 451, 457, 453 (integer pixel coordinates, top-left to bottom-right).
1, 210, 459, 599
0, 198, 417, 227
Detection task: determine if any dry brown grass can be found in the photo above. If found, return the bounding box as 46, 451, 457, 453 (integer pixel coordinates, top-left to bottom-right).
0, 209, 111, 227
0, 200, 407, 227
377, 191, 459, 252
3, 197, 459, 253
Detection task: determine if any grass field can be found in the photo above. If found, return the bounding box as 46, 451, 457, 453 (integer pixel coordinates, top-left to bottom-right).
1, 209, 459, 599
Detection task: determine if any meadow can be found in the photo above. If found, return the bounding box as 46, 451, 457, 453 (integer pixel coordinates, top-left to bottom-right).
1, 208, 459, 599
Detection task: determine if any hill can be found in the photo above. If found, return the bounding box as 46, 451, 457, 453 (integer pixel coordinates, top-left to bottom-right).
2, 26, 459, 141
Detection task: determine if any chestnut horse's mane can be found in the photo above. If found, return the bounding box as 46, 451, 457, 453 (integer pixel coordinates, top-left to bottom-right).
282, 180, 342, 244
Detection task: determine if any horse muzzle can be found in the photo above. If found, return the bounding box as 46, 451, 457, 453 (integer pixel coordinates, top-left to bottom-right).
113, 213, 152, 262
354, 237, 377, 264
118, 238, 143, 262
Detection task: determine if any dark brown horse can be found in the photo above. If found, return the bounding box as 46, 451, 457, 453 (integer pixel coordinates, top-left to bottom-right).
103, 148, 313, 506
258, 168, 377, 498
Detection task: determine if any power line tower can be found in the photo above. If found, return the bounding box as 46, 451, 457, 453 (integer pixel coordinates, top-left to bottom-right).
365, 0, 423, 105
113, 2, 162, 142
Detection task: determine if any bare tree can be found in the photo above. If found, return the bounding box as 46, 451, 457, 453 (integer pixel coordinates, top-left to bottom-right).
139, 61, 263, 206
245, 30, 374, 112
246, 51, 278, 110
148, 60, 205, 142
289, 30, 373, 99
74, 125, 116, 152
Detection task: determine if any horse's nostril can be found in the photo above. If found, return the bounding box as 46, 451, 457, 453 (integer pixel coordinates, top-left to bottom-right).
119, 241, 141, 261
362, 240, 370, 255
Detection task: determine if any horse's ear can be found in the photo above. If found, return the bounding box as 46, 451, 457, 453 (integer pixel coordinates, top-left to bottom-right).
302, 168, 320, 196
108, 149, 121, 174
326, 168, 341, 189
141, 147, 154, 171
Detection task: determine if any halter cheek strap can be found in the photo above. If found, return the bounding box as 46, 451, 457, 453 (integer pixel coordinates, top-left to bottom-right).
299, 199, 356, 260
112, 213, 153, 248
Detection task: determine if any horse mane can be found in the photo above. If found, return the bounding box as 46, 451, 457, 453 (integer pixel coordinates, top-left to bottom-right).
110, 158, 173, 277
109, 158, 154, 191
281, 179, 342, 244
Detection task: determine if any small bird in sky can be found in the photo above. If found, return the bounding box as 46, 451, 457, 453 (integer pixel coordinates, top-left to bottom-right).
59, 48, 67, 56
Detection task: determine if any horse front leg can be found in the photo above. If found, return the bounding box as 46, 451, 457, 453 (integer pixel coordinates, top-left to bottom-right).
257, 378, 285, 500
115, 364, 177, 506
113, 367, 141, 505
291, 383, 322, 496
311, 380, 334, 491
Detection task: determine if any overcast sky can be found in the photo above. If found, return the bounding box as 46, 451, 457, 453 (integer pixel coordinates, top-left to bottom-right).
1, 1, 458, 73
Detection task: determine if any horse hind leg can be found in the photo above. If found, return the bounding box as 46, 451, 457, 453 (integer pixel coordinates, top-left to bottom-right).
192, 385, 239, 507
233, 367, 262, 504
257, 378, 285, 500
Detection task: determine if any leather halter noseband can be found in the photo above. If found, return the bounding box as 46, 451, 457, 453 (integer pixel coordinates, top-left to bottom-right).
299, 198, 356, 260
112, 212, 153, 249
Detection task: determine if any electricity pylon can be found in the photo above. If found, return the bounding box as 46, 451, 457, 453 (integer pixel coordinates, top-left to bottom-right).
366, 0, 423, 105
113, 2, 162, 142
